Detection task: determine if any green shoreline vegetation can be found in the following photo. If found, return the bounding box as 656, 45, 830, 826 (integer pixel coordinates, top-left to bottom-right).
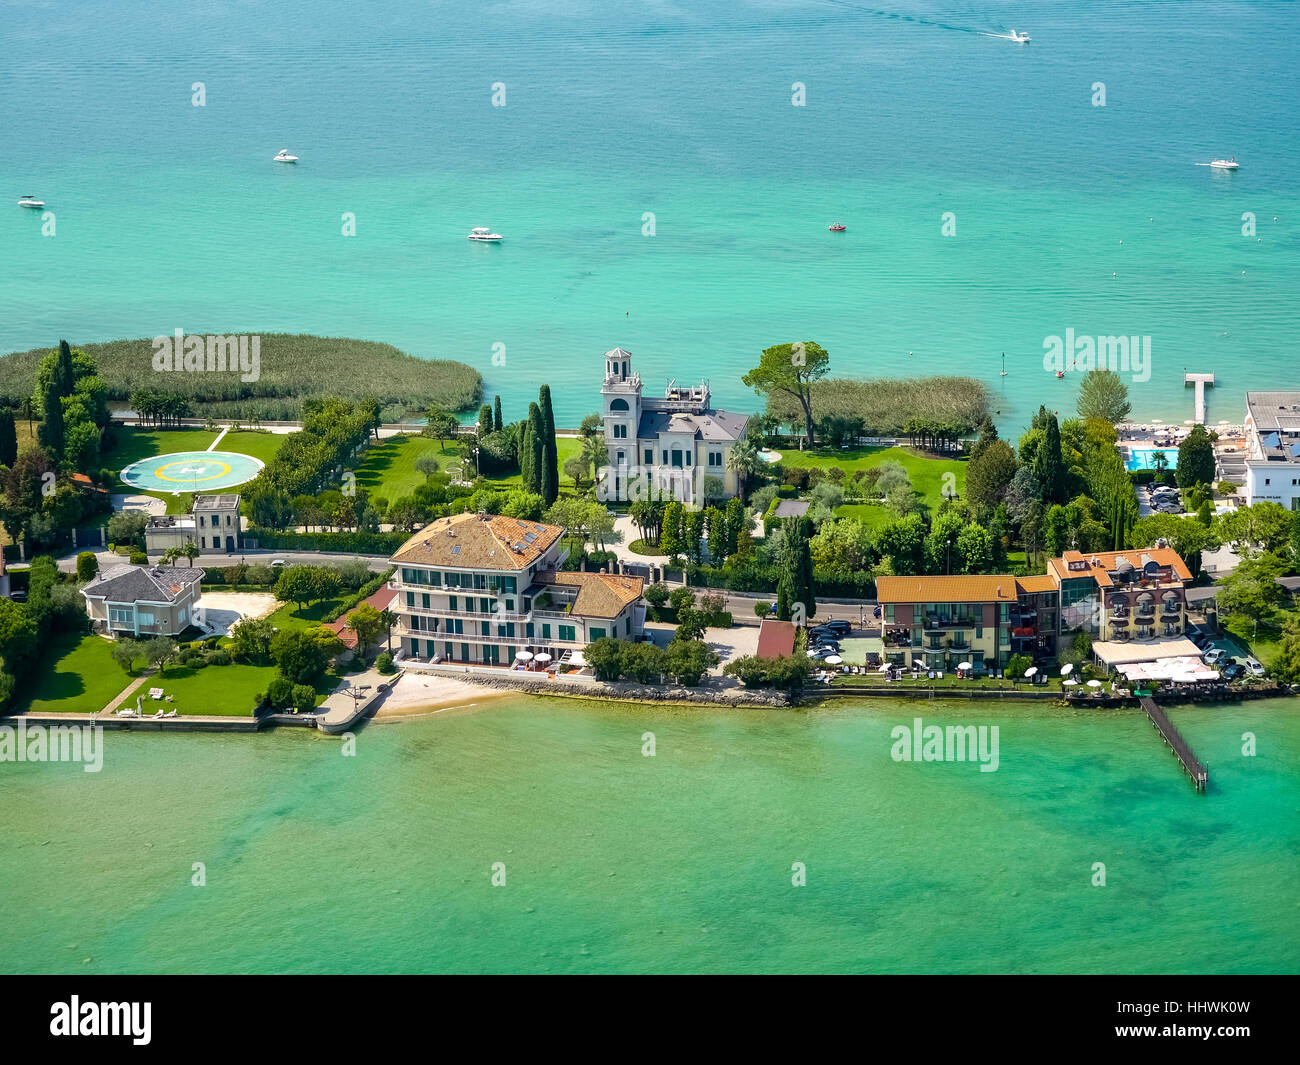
0, 334, 483, 422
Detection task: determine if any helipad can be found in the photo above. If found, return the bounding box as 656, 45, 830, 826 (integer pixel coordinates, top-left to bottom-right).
119, 450, 264, 493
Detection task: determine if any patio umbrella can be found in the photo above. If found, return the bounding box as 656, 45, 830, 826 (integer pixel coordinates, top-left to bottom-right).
878, 663, 891, 673
1063, 678, 1080, 687
1024, 666, 1038, 678
534, 652, 552, 663
957, 661, 973, 671
1087, 679, 1102, 688
824, 655, 843, 665
1060, 663, 1073, 676
515, 651, 533, 662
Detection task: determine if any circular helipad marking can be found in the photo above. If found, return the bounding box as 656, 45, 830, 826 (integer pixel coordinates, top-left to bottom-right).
120, 450, 264, 492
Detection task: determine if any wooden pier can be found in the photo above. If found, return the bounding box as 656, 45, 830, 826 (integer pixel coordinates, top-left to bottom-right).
1139, 697, 1208, 792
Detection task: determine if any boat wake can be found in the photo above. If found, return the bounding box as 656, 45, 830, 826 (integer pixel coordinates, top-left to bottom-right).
810, 0, 986, 35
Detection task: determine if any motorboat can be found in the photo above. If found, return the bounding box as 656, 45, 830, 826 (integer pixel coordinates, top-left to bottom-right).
1208, 158, 1239, 170
1008, 29, 1030, 42
828, 223, 846, 232
468, 227, 503, 242
17, 195, 44, 208
273, 149, 299, 163
1056, 370, 1065, 379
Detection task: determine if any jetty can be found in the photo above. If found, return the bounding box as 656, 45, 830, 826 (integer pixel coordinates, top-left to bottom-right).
1138, 696, 1208, 791
1184, 372, 1214, 425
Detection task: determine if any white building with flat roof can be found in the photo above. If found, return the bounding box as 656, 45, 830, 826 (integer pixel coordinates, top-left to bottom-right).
1242, 392, 1300, 509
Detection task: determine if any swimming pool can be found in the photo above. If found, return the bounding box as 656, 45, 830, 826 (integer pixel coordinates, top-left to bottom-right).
1126, 447, 1179, 472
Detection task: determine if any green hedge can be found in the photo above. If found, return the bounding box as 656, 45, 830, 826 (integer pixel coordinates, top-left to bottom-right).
320, 567, 396, 623
684, 563, 875, 599
247, 529, 408, 554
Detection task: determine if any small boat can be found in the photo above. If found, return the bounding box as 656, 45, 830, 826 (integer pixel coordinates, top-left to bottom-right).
273, 149, 299, 163
1008, 29, 1030, 42
828, 223, 846, 232
1056, 370, 1065, 379
1000, 352, 1008, 376
468, 227, 503, 242
17, 195, 44, 208
1196, 158, 1239, 170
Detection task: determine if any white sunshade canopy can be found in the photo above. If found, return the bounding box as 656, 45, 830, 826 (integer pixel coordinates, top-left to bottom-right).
1024, 666, 1038, 678
534, 652, 552, 663
1060, 663, 1073, 676
1087, 679, 1103, 688
1063, 678, 1080, 686
957, 661, 973, 670
515, 651, 533, 661
824, 655, 843, 665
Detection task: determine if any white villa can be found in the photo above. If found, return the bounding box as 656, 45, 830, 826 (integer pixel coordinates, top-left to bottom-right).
391, 511, 646, 668
1242, 392, 1300, 509
600, 347, 750, 507
144, 493, 243, 555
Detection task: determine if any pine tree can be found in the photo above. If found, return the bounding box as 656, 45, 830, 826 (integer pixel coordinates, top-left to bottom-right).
493, 395, 503, 433
539, 385, 559, 506
0, 408, 16, 467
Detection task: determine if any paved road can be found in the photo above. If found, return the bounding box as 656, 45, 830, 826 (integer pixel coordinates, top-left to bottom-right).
56, 546, 392, 574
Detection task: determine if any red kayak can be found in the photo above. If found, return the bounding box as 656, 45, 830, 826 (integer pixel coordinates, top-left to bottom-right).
828, 223, 846, 232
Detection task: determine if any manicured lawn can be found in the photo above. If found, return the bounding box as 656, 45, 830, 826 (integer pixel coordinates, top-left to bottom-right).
354, 433, 584, 501
16, 631, 134, 714
627, 538, 667, 556
833, 502, 891, 530
147, 661, 345, 715
265, 598, 347, 631
219, 430, 286, 464
779, 446, 966, 517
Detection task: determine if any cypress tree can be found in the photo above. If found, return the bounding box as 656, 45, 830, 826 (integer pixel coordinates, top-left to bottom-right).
54, 339, 76, 398
0, 408, 16, 467
527, 402, 545, 496
519, 419, 532, 488
478, 404, 494, 438
797, 516, 817, 618
1033, 413, 1064, 505
37, 377, 64, 460
539, 385, 559, 506
493, 395, 503, 433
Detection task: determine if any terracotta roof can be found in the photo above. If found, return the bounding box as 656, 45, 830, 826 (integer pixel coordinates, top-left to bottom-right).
326, 589, 397, 649
1015, 574, 1058, 593
391, 512, 564, 571
1049, 548, 1191, 584
535, 570, 644, 619
756, 619, 796, 659
876, 575, 1019, 604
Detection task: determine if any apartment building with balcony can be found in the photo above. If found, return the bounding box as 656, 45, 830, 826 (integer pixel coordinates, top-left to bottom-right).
389, 511, 646, 668
876, 547, 1193, 673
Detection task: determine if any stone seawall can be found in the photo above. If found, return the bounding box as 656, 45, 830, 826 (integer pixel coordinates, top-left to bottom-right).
418, 669, 795, 709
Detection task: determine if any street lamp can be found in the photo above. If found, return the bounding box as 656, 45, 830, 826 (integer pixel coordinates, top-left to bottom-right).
946, 537, 954, 575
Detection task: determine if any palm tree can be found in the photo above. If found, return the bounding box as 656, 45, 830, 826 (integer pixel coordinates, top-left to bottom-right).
727, 439, 762, 499
180, 541, 201, 566
379, 607, 397, 652
581, 434, 608, 472
160, 546, 180, 567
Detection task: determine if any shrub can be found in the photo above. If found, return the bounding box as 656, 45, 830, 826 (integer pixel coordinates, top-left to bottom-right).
668, 586, 696, 612
266, 676, 293, 708
643, 583, 671, 609
291, 684, 317, 713
129, 550, 148, 565
754, 600, 773, 618
75, 551, 98, 582
206, 650, 231, 666
376, 651, 395, 674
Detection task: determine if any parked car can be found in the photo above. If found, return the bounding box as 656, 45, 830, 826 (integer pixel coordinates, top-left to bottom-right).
814, 619, 852, 636
872, 605, 882, 618
1245, 658, 1267, 677
1222, 663, 1246, 681
1204, 648, 1227, 665
9, 590, 27, 602
271, 559, 287, 568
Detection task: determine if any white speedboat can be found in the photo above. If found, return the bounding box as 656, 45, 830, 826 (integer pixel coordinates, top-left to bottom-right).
1208, 158, 1239, 170
1008, 29, 1030, 42
17, 195, 44, 208
273, 149, 298, 163
468, 227, 503, 242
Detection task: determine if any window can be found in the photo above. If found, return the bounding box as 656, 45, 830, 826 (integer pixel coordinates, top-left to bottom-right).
709, 451, 722, 467
542, 623, 551, 639
1265, 478, 1271, 485
444, 641, 453, 659
138, 611, 156, 626
406, 592, 414, 607
526, 623, 534, 638
559, 624, 575, 642
109, 607, 134, 627
449, 595, 457, 611
616, 451, 624, 465
644, 449, 653, 464
461, 643, 470, 661
590, 627, 607, 640
480, 597, 491, 613
421, 593, 430, 609
610, 398, 629, 412
481, 621, 490, 636
613, 424, 628, 439
200, 537, 206, 548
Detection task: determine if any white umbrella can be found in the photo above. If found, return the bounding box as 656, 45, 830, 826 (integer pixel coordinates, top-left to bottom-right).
1087, 679, 1102, 688
1063, 678, 1080, 687
515, 650, 534, 662
824, 654, 843, 665
957, 661, 973, 671
1024, 666, 1038, 678
1060, 663, 1073, 676
807, 650, 818, 658
878, 663, 891, 673
534, 652, 552, 663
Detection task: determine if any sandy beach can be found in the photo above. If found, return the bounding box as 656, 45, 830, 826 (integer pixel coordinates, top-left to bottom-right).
371, 671, 511, 719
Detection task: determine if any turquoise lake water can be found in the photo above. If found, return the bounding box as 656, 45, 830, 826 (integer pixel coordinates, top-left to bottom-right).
3, 1, 1299, 432
1, 696, 1297, 974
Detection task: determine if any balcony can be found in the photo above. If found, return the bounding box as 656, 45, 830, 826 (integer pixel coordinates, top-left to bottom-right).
401, 601, 530, 621
398, 624, 584, 647
924, 616, 976, 630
